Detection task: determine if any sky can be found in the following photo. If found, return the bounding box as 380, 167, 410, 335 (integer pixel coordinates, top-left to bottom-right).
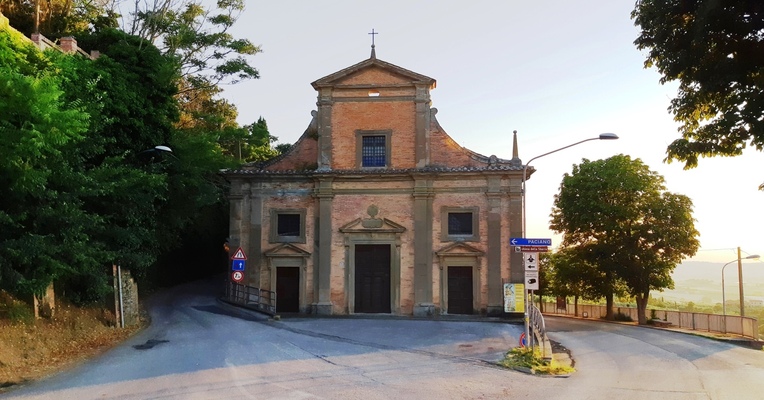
218, 1, 763, 269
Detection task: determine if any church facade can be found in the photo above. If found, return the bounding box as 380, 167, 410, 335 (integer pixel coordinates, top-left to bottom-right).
223, 48, 529, 316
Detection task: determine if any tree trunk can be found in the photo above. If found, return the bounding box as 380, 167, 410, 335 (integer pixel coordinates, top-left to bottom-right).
635, 292, 649, 325
606, 293, 614, 320
574, 295, 579, 317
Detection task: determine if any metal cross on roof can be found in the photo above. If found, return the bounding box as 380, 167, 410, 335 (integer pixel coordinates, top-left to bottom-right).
368, 29, 378, 46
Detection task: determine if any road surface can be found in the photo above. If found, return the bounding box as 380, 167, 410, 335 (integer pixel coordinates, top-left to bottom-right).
5, 279, 764, 399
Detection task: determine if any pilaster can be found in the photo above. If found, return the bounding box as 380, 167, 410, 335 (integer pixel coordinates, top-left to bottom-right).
313, 177, 335, 314
509, 176, 524, 283
485, 175, 503, 316
316, 88, 334, 170
412, 177, 435, 316
248, 182, 263, 288
414, 84, 432, 168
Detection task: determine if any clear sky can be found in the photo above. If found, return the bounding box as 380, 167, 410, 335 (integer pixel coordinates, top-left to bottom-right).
220, 1, 763, 268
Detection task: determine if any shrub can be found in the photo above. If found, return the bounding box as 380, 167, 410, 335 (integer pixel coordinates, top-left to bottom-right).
6, 302, 34, 325
499, 347, 575, 375
613, 312, 633, 322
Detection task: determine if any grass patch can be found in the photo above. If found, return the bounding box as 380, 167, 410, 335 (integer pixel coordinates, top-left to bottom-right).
499, 347, 575, 376
0, 296, 144, 391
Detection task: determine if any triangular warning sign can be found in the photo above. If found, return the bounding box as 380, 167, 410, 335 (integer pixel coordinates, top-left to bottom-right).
231, 247, 247, 260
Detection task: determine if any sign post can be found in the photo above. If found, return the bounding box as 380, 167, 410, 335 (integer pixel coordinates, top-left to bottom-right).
511, 238, 551, 351
523, 253, 539, 290
230, 247, 247, 283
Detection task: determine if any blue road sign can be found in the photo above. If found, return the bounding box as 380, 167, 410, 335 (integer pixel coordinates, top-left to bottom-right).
232, 259, 246, 271
510, 238, 552, 246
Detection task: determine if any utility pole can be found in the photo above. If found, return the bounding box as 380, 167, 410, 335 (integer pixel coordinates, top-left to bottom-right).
738, 247, 745, 316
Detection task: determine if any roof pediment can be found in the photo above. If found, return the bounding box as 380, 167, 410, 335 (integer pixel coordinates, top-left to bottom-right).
435, 242, 485, 257
339, 217, 406, 234
263, 243, 311, 258
311, 57, 436, 89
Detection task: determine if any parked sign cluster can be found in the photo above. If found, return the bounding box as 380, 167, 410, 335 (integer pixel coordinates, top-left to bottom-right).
511, 238, 551, 291
230, 247, 247, 283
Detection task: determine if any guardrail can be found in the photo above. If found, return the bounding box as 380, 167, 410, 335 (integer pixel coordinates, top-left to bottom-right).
224, 281, 277, 316
542, 301, 759, 339
529, 303, 552, 360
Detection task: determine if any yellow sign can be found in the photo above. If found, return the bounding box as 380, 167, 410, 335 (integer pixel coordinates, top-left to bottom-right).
503, 283, 525, 313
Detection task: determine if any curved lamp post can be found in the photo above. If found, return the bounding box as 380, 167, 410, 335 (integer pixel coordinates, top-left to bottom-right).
521, 132, 619, 347
137, 145, 175, 163
721, 252, 760, 332
116, 145, 175, 328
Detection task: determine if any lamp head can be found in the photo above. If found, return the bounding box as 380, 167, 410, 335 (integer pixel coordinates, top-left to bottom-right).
598, 133, 619, 140
745, 254, 760, 260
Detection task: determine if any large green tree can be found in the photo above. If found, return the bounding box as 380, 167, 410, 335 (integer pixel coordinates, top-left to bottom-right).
545, 247, 624, 317
550, 155, 700, 324
0, 0, 117, 37
0, 26, 91, 297
632, 0, 764, 174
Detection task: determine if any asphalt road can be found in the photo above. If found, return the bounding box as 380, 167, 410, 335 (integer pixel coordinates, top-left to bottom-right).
5, 279, 764, 400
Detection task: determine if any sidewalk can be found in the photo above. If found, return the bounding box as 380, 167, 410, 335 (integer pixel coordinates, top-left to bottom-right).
544, 312, 764, 350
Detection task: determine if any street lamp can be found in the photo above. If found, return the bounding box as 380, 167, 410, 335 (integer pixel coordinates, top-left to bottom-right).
520, 132, 618, 347
137, 145, 174, 163
721, 252, 760, 331
521, 133, 618, 234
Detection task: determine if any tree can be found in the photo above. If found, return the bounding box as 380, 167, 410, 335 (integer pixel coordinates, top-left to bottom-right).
0, 0, 117, 37
0, 27, 91, 297
632, 1, 764, 172
546, 247, 622, 317
550, 155, 700, 324
124, 0, 260, 88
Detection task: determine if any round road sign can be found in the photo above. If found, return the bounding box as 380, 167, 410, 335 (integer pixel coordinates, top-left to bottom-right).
232, 271, 244, 282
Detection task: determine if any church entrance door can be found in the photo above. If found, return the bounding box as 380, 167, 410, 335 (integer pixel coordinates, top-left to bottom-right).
276, 267, 300, 313
354, 244, 391, 313
448, 266, 473, 314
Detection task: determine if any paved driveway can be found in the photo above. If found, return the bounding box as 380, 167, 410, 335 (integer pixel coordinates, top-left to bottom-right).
5, 279, 764, 400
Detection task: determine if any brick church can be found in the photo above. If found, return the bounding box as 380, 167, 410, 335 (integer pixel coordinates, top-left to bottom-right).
223, 43, 529, 316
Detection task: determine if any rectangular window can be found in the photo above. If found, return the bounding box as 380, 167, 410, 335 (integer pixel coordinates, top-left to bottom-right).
448, 212, 473, 236
441, 207, 479, 242
356, 130, 392, 169
270, 209, 306, 243
362, 135, 386, 167
277, 214, 301, 237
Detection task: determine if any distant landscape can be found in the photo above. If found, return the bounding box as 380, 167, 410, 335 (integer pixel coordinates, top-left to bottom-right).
654, 260, 764, 306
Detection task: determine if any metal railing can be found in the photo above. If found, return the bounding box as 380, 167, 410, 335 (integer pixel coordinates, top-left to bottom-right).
543, 301, 760, 339
529, 303, 552, 360
224, 281, 277, 315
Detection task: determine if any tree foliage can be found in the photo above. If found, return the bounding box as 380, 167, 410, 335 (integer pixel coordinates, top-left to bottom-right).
0, 28, 91, 296
0, 0, 117, 37
124, 0, 260, 87
0, 0, 276, 304
550, 155, 700, 324
632, 0, 764, 170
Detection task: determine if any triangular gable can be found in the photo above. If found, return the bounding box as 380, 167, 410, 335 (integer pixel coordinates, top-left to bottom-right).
263, 243, 311, 258
435, 242, 485, 257
339, 217, 406, 234
312, 57, 436, 89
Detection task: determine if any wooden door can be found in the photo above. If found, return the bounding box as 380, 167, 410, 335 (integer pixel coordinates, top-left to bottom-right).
448, 266, 473, 315
354, 244, 391, 313
276, 267, 300, 313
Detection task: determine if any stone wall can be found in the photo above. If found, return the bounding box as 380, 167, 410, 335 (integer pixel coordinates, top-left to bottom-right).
113, 265, 140, 327
32, 283, 55, 319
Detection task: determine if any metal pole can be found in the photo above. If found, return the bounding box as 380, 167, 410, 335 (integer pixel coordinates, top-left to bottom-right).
738, 247, 745, 317
117, 264, 125, 328
722, 262, 729, 333
520, 136, 608, 350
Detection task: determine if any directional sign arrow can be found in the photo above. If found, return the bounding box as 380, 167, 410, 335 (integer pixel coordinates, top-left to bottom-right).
510, 238, 552, 246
